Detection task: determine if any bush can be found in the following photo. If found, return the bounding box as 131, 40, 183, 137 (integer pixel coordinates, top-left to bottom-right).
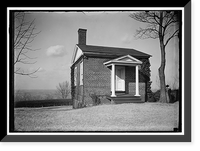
149, 89, 179, 103
147, 95, 156, 102
153, 90, 160, 102
169, 89, 179, 103
73, 99, 85, 109
89, 93, 101, 106
147, 90, 159, 102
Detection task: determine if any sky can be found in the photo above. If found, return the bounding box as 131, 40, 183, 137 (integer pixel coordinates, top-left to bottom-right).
14, 11, 179, 91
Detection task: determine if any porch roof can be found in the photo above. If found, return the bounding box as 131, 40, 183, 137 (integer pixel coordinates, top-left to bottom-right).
103, 55, 143, 67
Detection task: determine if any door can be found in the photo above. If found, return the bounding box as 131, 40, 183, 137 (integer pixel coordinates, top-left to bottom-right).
115, 66, 125, 91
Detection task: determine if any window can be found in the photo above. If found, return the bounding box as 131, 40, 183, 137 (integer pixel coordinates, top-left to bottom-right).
74, 66, 77, 86
80, 61, 83, 85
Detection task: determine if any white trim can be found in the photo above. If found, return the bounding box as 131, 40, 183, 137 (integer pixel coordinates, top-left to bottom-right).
135, 65, 140, 96
80, 61, 83, 86
106, 62, 141, 66
111, 64, 116, 97
74, 66, 77, 86
181, 9, 185, 133
71, 45, 78, 64
71, 45, 83, 65
7, 8, 10, 135
104, 55, 142, 66
9, 131, 184, 136
113, 55, 142, 63
7, 7, 184, 11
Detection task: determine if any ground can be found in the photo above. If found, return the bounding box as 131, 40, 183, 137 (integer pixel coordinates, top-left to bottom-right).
14, 102, 179, 131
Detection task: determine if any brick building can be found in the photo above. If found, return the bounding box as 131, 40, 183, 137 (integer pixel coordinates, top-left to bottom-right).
71, 28, 152, 108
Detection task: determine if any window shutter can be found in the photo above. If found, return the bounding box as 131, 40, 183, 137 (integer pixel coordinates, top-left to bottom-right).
74, 66, 77, 86
80, 61, 83, 85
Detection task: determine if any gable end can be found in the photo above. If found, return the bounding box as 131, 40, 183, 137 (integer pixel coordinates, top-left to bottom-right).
71, 45, 83, 65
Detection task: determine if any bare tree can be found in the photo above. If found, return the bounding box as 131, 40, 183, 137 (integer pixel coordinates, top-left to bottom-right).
14, 12, 41, 78
56, 81, 70, 99
130, 11, 180, 103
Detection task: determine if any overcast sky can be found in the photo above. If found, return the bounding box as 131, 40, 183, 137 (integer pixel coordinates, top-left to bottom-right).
14, 11, 179, 91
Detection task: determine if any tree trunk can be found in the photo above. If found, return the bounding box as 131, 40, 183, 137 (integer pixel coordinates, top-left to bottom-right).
158, 43, 167, 103
158, 11, 168, 103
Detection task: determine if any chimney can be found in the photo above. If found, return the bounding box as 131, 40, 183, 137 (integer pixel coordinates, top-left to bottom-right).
78, 28, 87, 45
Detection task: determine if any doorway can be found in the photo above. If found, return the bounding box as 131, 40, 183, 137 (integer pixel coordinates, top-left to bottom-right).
115, 66, 125, 91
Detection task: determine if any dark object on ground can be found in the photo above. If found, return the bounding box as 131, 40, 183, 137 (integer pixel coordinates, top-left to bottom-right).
14, 99, 72, 108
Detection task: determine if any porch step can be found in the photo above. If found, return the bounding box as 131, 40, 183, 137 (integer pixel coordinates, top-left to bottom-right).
111, 91, 126, 96
106, 95, 144, 104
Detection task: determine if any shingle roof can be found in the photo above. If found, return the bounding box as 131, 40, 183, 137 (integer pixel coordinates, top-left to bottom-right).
77, 44, 151, 58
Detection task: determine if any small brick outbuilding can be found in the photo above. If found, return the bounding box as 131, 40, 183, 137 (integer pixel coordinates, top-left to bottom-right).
71, 28, 152, 108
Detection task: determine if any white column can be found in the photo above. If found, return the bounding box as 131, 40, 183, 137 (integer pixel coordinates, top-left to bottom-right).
111, 64, 116, 97
135, 65, 140, 96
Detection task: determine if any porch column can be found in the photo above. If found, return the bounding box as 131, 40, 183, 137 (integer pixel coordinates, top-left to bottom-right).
111, 64, 116, 97
135, 65, 140, 96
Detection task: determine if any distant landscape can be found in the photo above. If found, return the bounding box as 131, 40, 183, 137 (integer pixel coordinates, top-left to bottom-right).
14, 89, 71, 101
14, 89, 72, 108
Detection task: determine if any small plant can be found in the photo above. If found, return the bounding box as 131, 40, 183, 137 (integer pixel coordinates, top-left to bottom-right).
153, 90, 160, 102
89, 93, 101, 106
147, 94, 156, 102
147, 90, 159, 102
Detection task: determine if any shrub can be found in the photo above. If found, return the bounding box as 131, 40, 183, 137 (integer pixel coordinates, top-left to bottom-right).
147, 95, 156, 102
153, 90, 160, 102
149, 89, 179, 103
169, 89, 179, 103
89, 93, 101, 106
147, 90, 159, 102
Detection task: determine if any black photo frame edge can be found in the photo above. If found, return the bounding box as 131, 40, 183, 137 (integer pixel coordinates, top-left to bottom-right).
1, 1, 194, 143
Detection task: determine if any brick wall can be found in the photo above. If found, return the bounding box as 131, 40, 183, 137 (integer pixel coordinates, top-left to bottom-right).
71, 57, 84, 108
128, 82, 146, 102
72, 56, 149, 107
83, 57, 111, 105
125, 66, 147, 102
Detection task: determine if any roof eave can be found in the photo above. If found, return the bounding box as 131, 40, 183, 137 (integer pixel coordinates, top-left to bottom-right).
83, 52, 151, 59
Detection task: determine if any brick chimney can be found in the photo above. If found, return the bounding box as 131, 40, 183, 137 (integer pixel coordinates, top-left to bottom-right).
78, 28, 87, 45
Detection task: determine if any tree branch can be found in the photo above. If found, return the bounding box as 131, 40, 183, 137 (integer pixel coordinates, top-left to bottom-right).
164, 29, 179, 47
14, 12, 41, 77
15, 22, 35, 64
15, 13, 25, 43
135, 27, 159, 39
14, 67, 40, 78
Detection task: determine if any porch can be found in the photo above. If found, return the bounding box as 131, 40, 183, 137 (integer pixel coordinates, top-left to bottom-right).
104, 55, 145, 104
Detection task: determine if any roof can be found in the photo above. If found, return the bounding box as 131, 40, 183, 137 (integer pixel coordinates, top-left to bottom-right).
77, 44, 151, 58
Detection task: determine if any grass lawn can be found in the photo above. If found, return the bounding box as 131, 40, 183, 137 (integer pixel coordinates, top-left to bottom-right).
14, 102, 179, 131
